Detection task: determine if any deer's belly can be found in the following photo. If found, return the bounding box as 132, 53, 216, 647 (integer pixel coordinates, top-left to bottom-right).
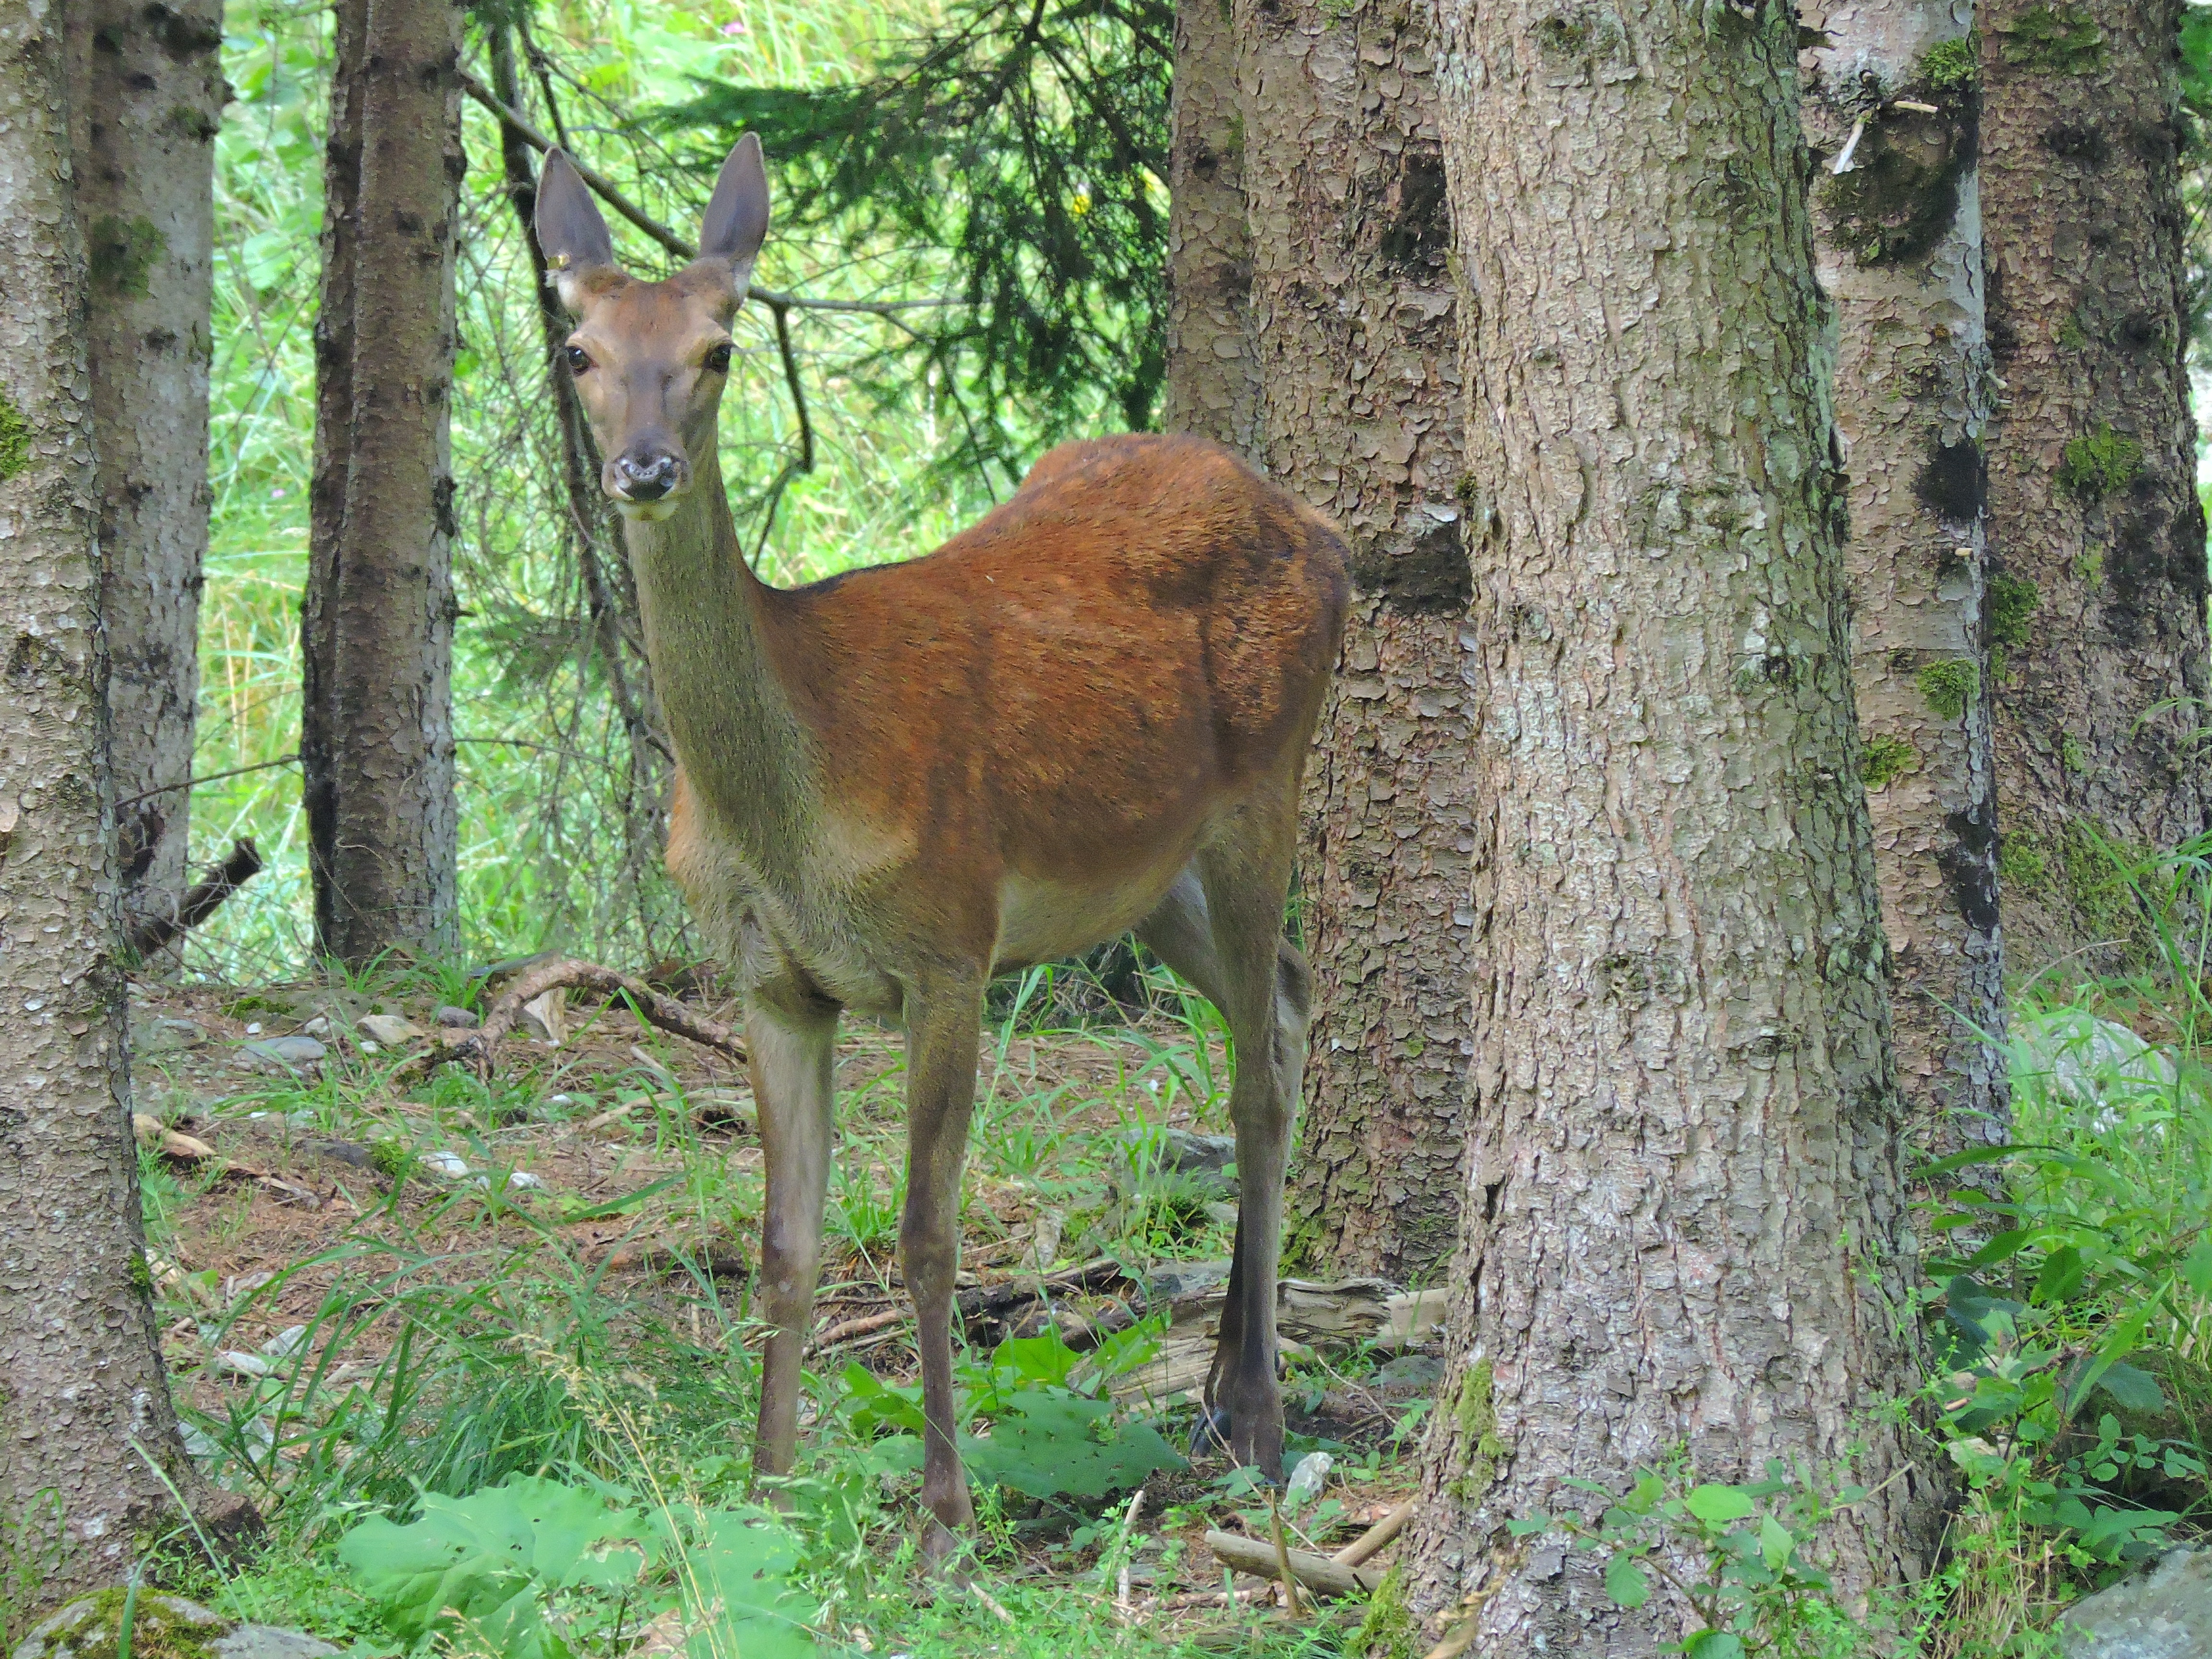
992, 864, 1180, 972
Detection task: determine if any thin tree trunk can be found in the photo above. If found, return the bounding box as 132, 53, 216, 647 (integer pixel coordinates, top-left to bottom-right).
1232, 0, 1476, 1282
1162, 0, 1256, 452
0, 0, 254, 1599
66, 0, 223, 948
485, 25, 667, 901
1981, 0, 2211, 967
302, 0, 462, 965
1405, 3, 1931, 1644
1802, 4, 2007, 1158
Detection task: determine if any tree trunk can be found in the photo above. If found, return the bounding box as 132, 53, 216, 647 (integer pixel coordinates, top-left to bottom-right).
1162, 0, 1256, 452
301, 0, 461, 966
1232, 0, 1477, 1282
485, 27, 667, 896
0, 0, 253, 1601
1801, 5, 2006, 1158
1980, 0, 2211, 966
1404, 3, 1931, 1644
66, 0, 223, 948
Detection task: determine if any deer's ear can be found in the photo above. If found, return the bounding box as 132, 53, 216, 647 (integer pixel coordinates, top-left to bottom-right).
697, 135, 770, 285
535, 149, 619, 312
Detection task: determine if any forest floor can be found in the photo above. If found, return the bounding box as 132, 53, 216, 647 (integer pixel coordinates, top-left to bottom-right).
125, 964, 1435, 1659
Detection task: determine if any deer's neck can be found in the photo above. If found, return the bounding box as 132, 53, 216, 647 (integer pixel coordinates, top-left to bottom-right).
621, 454, 817, 878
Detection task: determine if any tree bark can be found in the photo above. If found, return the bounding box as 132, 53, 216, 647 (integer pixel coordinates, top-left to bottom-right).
1162, 0, 1256, 452
301, 0, 461, 966
1980, 0, 2211, 966
66, 0, 223, 948
1405, 3, 1931, 1644
1801, 4, 2006, 1159
1232, 0, 1477, 1282
0, 0, 252, 1599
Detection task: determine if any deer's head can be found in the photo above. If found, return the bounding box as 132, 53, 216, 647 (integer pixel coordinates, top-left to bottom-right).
534, 138, 770, 523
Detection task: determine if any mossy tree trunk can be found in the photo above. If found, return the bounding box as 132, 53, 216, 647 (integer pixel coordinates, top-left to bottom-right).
1980, 0, 2211, 967
1231, 0, 1478, 1282
65, 0, 224, 948
1401, 2, 1932, 1644
301, 0, 463, 965
1802, 3, 2006, 1159
0, 0, 253, 1601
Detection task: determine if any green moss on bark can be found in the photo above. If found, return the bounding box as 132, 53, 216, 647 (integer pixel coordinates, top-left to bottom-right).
1450, 1357, 1503, 1500
1917, 659, 1980, 721
2056, 423, 2143, 502
88, 215, 166, 300
1919, 36, 1979, 90
1351, 1567, 1421, 1659
0, 389, 31, 481
1998, 830, 2048, 890
1996, 6, 2106, 74
1861, 734, 1920, 790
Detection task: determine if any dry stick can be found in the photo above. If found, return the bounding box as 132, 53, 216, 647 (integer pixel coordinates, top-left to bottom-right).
419, 956, 748, 1080
810, 1306, 909, 1350
128, 839, 265, 957
114, 754, 299, 810
1268, 1491, 1304, 1619
1332, 1496, 1416, 1568
1203, 1532, 1381, 1602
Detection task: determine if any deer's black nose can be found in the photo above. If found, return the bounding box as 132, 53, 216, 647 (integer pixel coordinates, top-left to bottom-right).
615, 451, 682, 502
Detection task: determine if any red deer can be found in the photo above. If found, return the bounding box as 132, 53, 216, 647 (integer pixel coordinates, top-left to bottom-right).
533, 137, 1349, 1555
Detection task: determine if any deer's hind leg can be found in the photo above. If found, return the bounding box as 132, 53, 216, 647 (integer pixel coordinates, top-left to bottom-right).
745, 969, 839, 1490
1137, 819, 1308, 1479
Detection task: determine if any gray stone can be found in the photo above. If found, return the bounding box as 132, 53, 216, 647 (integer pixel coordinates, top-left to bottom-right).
1146, 1259, 1231, 1302
131, 1017, 206, 1055
1161, 1129, 1237, 1175
12, 1591, 337, 1659
1377, 1352, 1446, 1390
356, 1013, 424, 1046
434, 1003, 480, 1029
240, 1035, 325, 1069
2060, 1547, 2212, 1658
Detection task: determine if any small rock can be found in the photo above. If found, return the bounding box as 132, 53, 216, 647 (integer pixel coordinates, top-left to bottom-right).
213, 1349, 273, 1379
421, 1150, 469, 1180
132, 1016, 206, 1054
301, 1014, 330, 1037
476, 1170, 546, 1193
263, 1324, 308, 1358
2059, 1546, 2212, 1656
1161, 1129, 1237, 1176
307, 1140, 376, 1171
357, 1013, 424, 1046
241, 1035, 326, 1070
245, 1021, 263, 1035
10, 1591, 340, 1659
520, 987, 568, 1045
1146, 1260, 1231, 1303
435, 1003, 480, 1029
1377, 1352, 1446, 1390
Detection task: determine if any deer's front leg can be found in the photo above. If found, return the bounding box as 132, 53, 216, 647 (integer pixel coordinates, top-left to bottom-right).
746, 985, 837, 1490
899, 971, 986, 1558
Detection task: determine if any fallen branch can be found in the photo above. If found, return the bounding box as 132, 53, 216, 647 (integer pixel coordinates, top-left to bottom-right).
1333, 1497, 1415, 1568
810, 1306, 909, 1351
1203, 1531, 1382, 1601
417, 956, 747, 1080
129, 838, 264, 957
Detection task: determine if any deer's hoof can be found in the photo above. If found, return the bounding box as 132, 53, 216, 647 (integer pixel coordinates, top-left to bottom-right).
1188, 1404, 1234, 1459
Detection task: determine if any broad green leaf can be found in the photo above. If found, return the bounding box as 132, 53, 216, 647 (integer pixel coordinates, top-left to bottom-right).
682, 1509, 821, 1659
1602, 1554, 1649, 1610
336, 1476, 648, 1658
2033, 1245, 2085, 1304
2182, 1236, 2212, 1298
961, 1393, 1186, 1500
1683, 1484, 1757, 1525
1758, 1514, 1794, 1570
2094, 1361, 2167, 1416
1684, 1633, 1745, 1659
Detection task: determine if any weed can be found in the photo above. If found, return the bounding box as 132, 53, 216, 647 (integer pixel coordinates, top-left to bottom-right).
1918, 659, 1981, 721
1918, 35, 1979, 92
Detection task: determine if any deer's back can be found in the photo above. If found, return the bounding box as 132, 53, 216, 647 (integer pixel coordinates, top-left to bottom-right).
767, 433, 1349, 882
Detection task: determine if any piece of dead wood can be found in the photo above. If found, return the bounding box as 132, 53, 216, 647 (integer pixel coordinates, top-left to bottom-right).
410, 957, 748, 1081
128, 838, 264, 957
1204, 1531, 1382, 1600
594, 1236, 749, 1279
1334, 1497, 1415, 1568
810, 1306, 908, 1351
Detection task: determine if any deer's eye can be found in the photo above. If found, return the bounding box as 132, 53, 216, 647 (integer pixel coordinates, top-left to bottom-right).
704, 343, 733, 375
564, 345, 591, 374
